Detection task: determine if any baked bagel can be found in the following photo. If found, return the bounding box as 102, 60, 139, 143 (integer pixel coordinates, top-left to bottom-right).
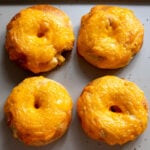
77, 5, 144, 69
4, 76, 72, 146
77, 76, 148, 145
5, 5, 75, 73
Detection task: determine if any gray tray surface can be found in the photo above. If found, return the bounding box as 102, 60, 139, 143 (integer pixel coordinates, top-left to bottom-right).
0, 4, 150, 150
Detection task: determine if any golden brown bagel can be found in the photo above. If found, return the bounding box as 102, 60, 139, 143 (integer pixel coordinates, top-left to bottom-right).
4, 76, 72, 146
77, 5, 144, 69
77, 76, 148, 145
5, 5, 75, 73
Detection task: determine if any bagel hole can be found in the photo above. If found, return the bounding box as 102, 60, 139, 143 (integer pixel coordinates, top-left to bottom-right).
34, 100, 41, 109
108, 17, 117, 29
110, 105, 122, 113
37, 25, 48, 38
37, 32, 45, 38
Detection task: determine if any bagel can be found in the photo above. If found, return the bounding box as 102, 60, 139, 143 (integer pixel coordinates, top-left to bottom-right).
77, 75, 148, 145
77, 5, 144, 69
4, 76, 72, 146
5, 5, 75, 73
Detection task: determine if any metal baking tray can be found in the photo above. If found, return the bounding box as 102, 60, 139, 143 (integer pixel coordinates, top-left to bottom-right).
0, 2, 150, 150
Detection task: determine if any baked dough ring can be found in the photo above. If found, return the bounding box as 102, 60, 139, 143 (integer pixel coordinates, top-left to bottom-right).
5, 5, 75, 73
4, 76, 72, 146
77, 5, 144, 69
77, 76, 148, 145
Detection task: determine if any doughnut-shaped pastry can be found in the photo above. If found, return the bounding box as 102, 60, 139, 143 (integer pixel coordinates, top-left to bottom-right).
5, 5, 75, 73
77, 76, 148, 145
4, 76, 72, 146
77, 5, 144, 69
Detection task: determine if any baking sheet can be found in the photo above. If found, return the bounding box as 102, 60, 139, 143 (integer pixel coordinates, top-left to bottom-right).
0, 3, 150, 150
0, 0, 150, 4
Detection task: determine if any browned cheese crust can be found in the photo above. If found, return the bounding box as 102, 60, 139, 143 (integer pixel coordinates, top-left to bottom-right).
4, 76, 73, 146
77, 5, 144, 69
5, 5, 75, 73
77, 76, 149, 145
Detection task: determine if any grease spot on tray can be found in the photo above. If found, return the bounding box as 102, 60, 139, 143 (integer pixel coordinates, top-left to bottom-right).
147, 56, 150, 59
146, 17, 150, 22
